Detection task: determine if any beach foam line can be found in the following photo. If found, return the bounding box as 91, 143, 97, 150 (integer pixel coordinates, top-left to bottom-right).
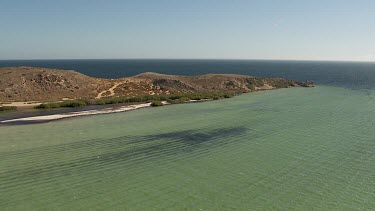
0, 103, 153, 123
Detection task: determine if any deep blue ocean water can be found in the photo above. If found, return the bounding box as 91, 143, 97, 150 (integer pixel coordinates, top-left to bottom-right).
2, 59, 375, 89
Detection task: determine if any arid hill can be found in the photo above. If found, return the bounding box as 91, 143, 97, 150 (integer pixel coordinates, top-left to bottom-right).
0, 67, 313, 102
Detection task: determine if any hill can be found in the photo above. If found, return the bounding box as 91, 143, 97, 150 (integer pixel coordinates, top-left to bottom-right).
0, 67, 313, 102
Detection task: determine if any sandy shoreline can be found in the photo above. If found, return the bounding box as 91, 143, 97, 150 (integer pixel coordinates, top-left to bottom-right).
0, 103, 154, 124
0, 99, 217, 125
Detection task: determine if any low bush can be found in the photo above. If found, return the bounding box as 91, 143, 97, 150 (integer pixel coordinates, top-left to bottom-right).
34, 100, 88, 109
33, 91, 238, 110
178, 97, 191, 103
151, 101, 164, 107
0, 106, 17, 112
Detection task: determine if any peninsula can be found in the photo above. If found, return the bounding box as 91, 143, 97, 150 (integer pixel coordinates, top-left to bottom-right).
0, 66, 313, 101
0, 66, 313, 123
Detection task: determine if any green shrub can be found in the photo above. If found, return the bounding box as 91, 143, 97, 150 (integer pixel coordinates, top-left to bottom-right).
247, 84, 256, 91
0, 106, 17, 112
190, 96, 202, 100
166, 99, 180, 104
61, 100, 87, 108
33, 91, 238, 110
34, 100, 87, 109
151, 101, 163, 107
34, 103, 58, 109
178, 97, 190, 103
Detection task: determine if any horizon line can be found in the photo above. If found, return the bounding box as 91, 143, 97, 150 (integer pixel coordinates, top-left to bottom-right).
1, 58, 375, 63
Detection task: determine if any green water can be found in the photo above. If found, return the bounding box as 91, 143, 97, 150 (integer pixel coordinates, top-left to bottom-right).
1, 86, 375, 210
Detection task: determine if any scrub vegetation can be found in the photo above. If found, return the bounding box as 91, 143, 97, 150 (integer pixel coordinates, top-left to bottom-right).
0, 106, 17, 112
34, 92, 238, 109
150, 101, 164, 107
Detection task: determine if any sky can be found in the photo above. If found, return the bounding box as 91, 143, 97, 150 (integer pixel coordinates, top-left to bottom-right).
1, 0, 375, 61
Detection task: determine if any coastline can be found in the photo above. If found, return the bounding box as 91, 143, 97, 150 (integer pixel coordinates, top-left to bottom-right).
0, 86, 315, 125
0, 102, 154, 125
0, 100, 214, 125
0, 67, 314, 124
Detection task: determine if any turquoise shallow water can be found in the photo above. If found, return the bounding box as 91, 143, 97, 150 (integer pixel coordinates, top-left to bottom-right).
1, 86, 375, 210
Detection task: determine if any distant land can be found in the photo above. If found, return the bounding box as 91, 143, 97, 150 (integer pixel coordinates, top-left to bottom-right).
0, 66, 313, 103
0, 66, 314, 123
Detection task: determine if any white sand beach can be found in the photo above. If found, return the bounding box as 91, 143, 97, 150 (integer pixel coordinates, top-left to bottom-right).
1, 103, 154, 123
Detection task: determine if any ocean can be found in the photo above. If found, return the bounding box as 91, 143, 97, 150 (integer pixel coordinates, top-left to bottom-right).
1, 60, 375, 210
2, 59, 375, 88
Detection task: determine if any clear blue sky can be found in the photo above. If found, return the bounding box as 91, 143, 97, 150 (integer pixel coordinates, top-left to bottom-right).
1, 0, 375, 61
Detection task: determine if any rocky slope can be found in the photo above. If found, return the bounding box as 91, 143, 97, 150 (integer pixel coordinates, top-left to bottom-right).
0, 67, 313, 102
